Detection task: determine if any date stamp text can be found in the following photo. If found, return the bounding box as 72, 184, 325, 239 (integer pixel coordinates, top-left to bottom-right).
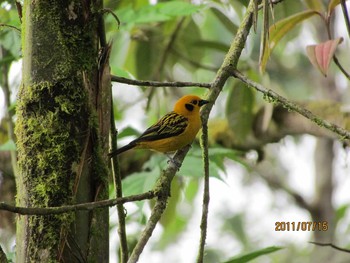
275, 221, 328, 231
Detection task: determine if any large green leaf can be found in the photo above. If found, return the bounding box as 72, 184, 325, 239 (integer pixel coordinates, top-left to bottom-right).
335, 204, 349, 224
328, 0, 342, 13
0, 29, 21, 59
259, 10, 319, 73
304, 0, 325, 12
222, 213, 248, 247
210, 7, 238, 34
157, 179, 189, 249
226, 81, 255, 143
181, 155, 221, 179
223, 246, 284, 263
194, 40, 230, 53
174, 18, 204, 69
156, 1, 203, 17
117, 2, 203, 26
122, 169, 159, 197
117, 126, 140, 139
134, 28, 160, 79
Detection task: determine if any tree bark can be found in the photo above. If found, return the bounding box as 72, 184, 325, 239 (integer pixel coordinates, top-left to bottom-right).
16, 0, 109, 262
310, 138, 335, 263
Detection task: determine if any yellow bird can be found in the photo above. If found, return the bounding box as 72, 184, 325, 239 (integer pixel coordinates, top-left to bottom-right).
109, 95, 209, 158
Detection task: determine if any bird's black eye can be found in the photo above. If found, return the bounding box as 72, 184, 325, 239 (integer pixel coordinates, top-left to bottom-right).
191, 100, 198, 105
185, 103, 194, 111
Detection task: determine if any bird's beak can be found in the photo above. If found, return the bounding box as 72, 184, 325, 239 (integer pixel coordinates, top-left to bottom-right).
199, 99, 209, 107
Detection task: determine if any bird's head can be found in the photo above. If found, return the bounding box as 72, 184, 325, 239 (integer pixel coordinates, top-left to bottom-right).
173, 95, 209, 117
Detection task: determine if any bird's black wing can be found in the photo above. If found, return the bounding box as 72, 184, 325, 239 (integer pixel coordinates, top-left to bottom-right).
135, 112, 188, 142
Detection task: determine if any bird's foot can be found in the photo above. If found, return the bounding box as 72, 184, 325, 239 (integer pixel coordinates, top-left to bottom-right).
166, 155, 181, 170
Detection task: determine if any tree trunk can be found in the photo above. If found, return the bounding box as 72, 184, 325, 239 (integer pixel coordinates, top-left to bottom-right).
15, 0, 110, 262
311, 139, 335, 263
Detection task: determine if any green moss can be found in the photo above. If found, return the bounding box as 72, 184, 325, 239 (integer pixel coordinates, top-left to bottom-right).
263, 91, 278, 104
16, 0, 107, 261
16, 83, 85, 206
22, 0, 99, 83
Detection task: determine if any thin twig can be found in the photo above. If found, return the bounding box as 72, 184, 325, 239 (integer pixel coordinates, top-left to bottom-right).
340, 0, 350, 39
196, 119, 210, 263
333, 55, 350, 80
100, 8, 120, 28
110, 97, 129, 262
146, 17, 187, 110
154, 17, 185, 79
196, 0, 256, 259
309, 241, 350, 253
0, 191, 155, 215
0, 23, 21, 32
231, 69, 350, 141
111, 75, 211, 88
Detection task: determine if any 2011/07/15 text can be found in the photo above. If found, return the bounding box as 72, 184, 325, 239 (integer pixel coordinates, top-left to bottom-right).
275, 221, 328, 231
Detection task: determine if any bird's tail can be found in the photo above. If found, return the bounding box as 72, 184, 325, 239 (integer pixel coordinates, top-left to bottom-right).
108, 142, 136, 158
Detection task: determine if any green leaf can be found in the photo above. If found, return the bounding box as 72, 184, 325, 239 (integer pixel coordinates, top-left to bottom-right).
259, 10, 319, 73
194, 40, 229, 53
209, 147, 244, 171
117, 126, 140, 139
0, 139, 16, 151
118, 2, 202, 25
223, 246, 284, 263
156, 2, 203, 17
133, 5, 171, 24
226, 82, 255, 142
304, 0, 325, 12
122, 169, 159, 196
0, 29, 21, 59
112, 67, 134, 79
222, 213, 248, 246
210, 8, 238, 34
174, 19, 204, 67
157, 179, 188, 248
184, 178, 199, 202
328, 0, 342, 13
335, 204, 349, 223
133, 26, 162, 79
181, 155, 221, 179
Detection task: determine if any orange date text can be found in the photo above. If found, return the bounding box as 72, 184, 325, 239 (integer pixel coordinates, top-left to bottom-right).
275, 221, 328, 231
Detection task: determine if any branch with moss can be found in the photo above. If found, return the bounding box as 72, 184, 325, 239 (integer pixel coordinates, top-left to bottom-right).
231, 69, 350, 141
111, 75, 211, 88
0, 191, 155, 215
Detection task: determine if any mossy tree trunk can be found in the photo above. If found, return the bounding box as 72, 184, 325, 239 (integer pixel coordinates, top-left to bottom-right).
15, 0, 110, 262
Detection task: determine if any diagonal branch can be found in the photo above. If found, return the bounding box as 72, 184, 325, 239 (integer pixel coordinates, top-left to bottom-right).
196, 0, 257, 261
231, 69, 350, 141
127, 146, 190, 263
